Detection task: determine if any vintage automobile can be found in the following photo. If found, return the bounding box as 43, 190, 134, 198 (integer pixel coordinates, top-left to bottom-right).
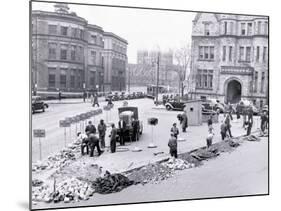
164, 100, 186, 111
32, 96, 47, 113
117, 106, 143, 143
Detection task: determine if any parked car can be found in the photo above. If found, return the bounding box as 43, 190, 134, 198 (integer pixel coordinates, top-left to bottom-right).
164, 100, 186, 111
32, 96, 46, 113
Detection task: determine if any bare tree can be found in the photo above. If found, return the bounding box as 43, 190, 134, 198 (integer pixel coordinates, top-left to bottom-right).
173, 44, 191, 98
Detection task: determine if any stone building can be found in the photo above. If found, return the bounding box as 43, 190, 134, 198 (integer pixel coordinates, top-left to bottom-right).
131, 50, 178, 87
190, 13, 268, 108
31, 3, 128, 95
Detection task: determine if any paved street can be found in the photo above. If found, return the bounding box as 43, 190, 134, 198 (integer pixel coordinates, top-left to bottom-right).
32, 98, 262, 164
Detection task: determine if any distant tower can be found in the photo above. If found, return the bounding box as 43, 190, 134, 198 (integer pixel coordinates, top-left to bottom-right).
54, 3, 70, 14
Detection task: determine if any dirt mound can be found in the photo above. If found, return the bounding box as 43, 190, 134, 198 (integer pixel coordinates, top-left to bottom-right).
92, 171, 134, 194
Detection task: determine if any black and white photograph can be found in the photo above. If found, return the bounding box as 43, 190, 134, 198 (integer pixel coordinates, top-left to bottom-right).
30, 1, 269, 210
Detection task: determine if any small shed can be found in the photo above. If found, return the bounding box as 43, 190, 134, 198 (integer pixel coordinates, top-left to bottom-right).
184, 100, 203, 126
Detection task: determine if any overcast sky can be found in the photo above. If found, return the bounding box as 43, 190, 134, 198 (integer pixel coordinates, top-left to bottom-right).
32, 2, 195, 64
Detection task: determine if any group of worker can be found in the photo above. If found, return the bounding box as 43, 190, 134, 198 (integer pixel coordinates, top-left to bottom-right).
78, 117, 140, 156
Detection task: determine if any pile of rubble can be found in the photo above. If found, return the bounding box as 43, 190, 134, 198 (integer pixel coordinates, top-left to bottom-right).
32, 142, 81, 172
127, 158, 193, 185
92, 171, 134, 194
162, 158, 194, 170
242, 135, 261, 142
32, 177, 94, 203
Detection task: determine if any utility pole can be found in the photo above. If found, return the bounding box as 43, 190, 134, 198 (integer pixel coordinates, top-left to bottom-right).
155, 52, 160, 104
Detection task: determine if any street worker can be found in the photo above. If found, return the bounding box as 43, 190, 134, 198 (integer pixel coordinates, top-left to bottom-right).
168, 132, 178, 158
98, 119, 107, 148
109, 123, 117, 153
224, 113, 233, 138
85, 121, 96, 135
93, 93, 99, 107
118, 118, 126, 145
260, 110, 268, 134
181, 112, 188, 132
170, 123, 179, 139
248, 106, 254, 125
88, 133, 103, 157
107, 96, 114, 106
220, 121, 227, 141
90, 94, 94, 105
226, 102, 233, 120
206, 133, 214, 148
207, 115, 214, 134
132, 118, 139, 142
58, 90, 62, 101
83, 91, 87, 103
77, 132, 89, 155
244, 114, 253, 136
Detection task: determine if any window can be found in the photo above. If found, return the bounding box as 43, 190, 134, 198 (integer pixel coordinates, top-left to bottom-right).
229, 46, 233, 61
199, 46, 214, 60
48, 68, 56, 88
70, 75, 75, 88
61, 26, 68, 36
263, 46, 267, 62
208, 70, 213, 88
241, 23, 246, 35
71, 28, 77, 37
257, 21, 262, 34
254, 71, 258, 93
239, 46, 244, 61
204, 46, 209, 59
264, 21, 268, 35
230, 22, 234, 34
256, 46, 260, 62
246, 47, 251, 62
199, 46, 204, 59
60, 69, 67, 88
224, 22, 228, 34
60, 44, 68, 60
48, 43, 57, 59
48, 25, 57, 34
80, 29, 84, 39
210, 47, 214, 59
91, 35, 97, 44
204, 23, 210, 35
71, 45, 76, 61
261, 72, 265, 93
196, 69, 213, 89
90, 76, 95, 86
77, 46, 83, 61
222, 46, 226, 61
70, 69, 75, 88
247, 23, 252, 35
91, 51, 96, 65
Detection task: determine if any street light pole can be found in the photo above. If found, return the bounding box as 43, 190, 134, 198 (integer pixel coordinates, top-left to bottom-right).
155, 52, 160, 104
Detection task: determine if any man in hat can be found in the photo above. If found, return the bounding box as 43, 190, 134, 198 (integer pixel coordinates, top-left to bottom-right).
170, 123, 179, 139
93, 93, 99, 107
88, 133, 103, 157
85, 121, 96, 135
168, 132, 178, 158
109, 123, 117, 153
98, 119, 107, 148
181, 112, 188, 132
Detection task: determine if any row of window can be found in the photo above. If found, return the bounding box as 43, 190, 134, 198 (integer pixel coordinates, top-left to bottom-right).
198, 45, 268, 63
196, 69, 214, 89
48, 24, 84, 39
48, 68, 83, 88
48, 43, 84, 61
112, 42, 126, 54
203, 20, 268, 36
90, 34, 104, 46
90, 51, 103, 66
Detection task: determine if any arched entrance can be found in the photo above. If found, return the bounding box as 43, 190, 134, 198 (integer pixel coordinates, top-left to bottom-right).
226, 80, 241, 104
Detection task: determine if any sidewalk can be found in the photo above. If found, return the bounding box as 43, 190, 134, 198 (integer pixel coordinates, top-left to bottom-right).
45, 97, 105, 104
